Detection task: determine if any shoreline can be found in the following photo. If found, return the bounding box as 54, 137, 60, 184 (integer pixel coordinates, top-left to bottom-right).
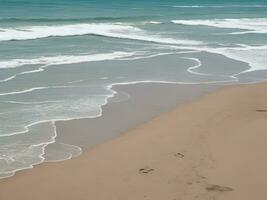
54, 82, 217, 151
0, 81, 217, 179
0, 51, 252, 179
1, 81, 267, 199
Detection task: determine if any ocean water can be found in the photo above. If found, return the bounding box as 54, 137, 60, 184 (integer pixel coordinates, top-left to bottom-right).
0, 0, 267, 178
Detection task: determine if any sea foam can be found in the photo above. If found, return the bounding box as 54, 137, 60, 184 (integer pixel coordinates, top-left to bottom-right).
0, 51, 136, 69
208, 45, 267, 74
0, 23, 201, 45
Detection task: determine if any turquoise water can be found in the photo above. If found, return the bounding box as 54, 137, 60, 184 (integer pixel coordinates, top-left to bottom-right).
0, 0, 267, 178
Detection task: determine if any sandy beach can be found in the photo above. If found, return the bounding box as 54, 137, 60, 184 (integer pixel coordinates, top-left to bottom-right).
1, 1, 267, 199
1, 81, 267, 200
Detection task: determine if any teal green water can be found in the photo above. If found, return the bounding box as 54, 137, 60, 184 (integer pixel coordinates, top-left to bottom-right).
0, 0, 267, 178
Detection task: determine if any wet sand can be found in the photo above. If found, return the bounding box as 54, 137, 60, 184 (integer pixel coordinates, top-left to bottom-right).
54, 83, 216, 150
1, 82, 267, 200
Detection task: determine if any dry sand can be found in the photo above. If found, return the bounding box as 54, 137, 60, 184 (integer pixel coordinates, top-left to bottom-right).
1, 82, 267, 200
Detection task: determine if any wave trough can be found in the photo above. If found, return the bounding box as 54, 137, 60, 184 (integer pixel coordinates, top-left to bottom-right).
172, 18, 267, 34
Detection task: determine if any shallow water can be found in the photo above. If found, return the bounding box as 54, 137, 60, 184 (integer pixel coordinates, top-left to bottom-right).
0, 0, 267, 178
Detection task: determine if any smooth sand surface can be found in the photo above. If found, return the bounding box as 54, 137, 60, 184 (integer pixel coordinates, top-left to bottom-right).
54, 83, 216, 150
1, 82, 267, 200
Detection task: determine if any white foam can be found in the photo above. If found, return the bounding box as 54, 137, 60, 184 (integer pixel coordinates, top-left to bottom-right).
146, 21, 162, 24
208, 45, 267, 73
172, 18, 267, 34
0, 51, 135, 69
44, 143, 82, 162
0, 87, 48, 96
0, 23, 201, 45
183, 57, 207, 75
0, 76, 16, 82
0, 121, 57, 179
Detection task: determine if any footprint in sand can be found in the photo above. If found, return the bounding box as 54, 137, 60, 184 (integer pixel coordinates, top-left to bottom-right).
174, 152, 185, 158
256, 109, 267, 112
206, 184, 233, 192
139, 167, 154, 174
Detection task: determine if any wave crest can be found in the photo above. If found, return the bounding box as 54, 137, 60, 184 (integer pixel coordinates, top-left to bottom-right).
0, 23, 202, 45
0, 51, 135, 69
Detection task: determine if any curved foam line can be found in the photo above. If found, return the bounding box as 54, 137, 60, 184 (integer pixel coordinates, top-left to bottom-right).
0, 87, 47, 96
44, 143, 82, 163
0, 76, 16, 82
183, 56, 240, 81
0, 121, 57, 179
0, 52, 136, 84
0, 172, 15, 179
183, 57, 207, 76
0, 66, 47, 82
